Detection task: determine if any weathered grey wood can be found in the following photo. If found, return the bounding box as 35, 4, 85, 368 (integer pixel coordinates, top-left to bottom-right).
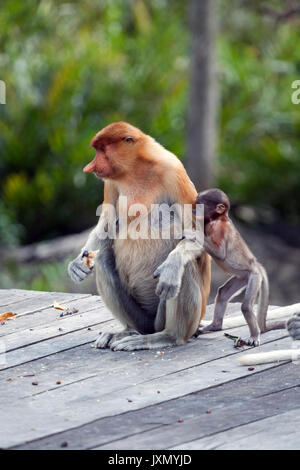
0, 295, 105, 338
0, 333, 292, 448
0, 301, 289, 375
0, 289, 297, 450
0, 302, 217, 368
0, 290, 91, 336
0, 289, 41, 307
2, 300, 111, 352
0, 300, 287, 370
171, 408, 300, 450
96, 380, 300, 450
13, 362, 300, 450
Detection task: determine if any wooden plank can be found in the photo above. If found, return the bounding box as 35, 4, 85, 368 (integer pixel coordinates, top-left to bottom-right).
0, 289, 44, 307
0, 303, 289, 373
0, 295, 294, 449
0, 301, 290, 370
171, 408, 300, 450
1, 298, 111, 352
0, 327, 99, 370
0, 332, 293, 448
0, 290, 91, 334
96, 385, 300, 450
0, 289, 85, 308
13, 362, 300, 450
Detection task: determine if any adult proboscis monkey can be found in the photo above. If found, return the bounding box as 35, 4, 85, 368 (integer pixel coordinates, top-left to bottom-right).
68, 122, 211, 351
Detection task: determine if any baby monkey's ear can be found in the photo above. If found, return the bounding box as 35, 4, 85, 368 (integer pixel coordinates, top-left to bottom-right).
215, 203, 226, 214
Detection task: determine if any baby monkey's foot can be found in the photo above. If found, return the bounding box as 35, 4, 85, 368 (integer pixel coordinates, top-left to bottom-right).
243, 336, 260, 347
194, 322, 222, 337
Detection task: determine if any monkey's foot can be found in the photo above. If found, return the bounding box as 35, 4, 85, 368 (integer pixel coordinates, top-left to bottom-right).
194, 323, 222, 337
94, 329, 138, 349
243, 336, 260, 347
94, 332, 114, 349
110, 332, 177, 351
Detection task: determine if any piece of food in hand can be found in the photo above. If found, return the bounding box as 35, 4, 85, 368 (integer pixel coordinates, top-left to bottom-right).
82, 250, 99, 269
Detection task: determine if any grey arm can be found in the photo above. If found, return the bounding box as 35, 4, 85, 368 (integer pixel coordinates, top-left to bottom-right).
68, 212, 108, 283
154, 238, 204, 300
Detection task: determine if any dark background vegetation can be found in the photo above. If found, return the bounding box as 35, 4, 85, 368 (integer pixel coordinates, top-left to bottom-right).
0, 0, 300, 301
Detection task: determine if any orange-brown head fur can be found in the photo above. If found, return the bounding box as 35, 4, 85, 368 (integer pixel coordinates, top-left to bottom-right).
84, 122, 147, 180
84, 121, 196, 208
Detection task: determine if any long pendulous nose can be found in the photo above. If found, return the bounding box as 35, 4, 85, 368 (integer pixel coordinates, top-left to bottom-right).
83, 158, 96, 173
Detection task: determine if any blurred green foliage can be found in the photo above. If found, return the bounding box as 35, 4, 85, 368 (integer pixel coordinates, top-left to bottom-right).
0, 0, 188, 245
0, 0, 300, 249
218, 1, 300, 223
1, 258, 70, 291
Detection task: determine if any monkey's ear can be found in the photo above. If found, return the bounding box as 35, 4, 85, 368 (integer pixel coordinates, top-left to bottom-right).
215, 203, 226, 214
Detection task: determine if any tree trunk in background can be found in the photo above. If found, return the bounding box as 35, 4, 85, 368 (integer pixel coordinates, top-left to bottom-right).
186, 0, 218, 191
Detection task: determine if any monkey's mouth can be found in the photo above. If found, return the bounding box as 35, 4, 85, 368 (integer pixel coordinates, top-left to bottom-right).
93, 171, 105, 179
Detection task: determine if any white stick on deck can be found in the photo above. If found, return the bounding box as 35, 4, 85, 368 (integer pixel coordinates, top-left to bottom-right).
238, 349, 300, 365
201, 303, 300, 330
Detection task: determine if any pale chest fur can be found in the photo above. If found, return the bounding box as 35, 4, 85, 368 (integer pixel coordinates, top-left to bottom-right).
114, 236, 178, 312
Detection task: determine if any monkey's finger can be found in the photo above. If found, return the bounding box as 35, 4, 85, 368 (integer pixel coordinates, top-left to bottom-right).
68, 269, 83, 283
157, 283, 172, 301
156, 282, 170, 300
155, 281, 164, 297
79, 262, 92, 274
165, 284, 180, 300
68, 262, 91, 282
69, 267, 87, 283
72, 265, 90, 279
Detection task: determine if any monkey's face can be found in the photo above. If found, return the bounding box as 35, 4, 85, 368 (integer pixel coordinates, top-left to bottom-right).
84, 122, 144, 180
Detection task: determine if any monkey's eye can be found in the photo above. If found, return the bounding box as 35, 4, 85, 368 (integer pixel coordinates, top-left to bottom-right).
123, 136, 135, 144
216, 203, 226, 213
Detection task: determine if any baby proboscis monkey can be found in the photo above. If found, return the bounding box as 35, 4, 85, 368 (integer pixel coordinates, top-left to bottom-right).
154, 188, 286, 346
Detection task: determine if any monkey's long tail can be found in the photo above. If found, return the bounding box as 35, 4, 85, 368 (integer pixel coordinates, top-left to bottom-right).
257, 266, 286, 332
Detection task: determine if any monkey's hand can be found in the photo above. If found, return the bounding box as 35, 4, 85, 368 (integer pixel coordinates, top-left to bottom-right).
68, 252, 94, 283
153, 252, 184, 300
287, 312, 300, 341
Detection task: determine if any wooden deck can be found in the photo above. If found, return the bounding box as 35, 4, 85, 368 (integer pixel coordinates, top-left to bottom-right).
0, 288, 299, 450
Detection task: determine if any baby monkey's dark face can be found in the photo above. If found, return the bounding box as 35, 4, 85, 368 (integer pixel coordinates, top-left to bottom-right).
195, 188, 230, 223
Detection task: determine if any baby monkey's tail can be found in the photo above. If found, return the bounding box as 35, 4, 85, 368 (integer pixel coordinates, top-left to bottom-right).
257, 265, 286, 332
